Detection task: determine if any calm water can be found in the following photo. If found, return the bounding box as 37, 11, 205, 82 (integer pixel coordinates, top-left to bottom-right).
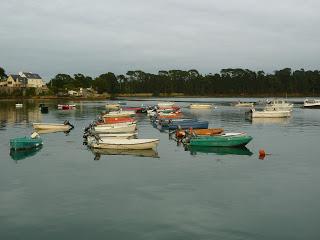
1, 98, 320, 240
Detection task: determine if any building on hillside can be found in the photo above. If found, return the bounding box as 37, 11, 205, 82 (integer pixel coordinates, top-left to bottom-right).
68, 90, 81, 96
19, 72, 45, 88
0, 74, 27, 88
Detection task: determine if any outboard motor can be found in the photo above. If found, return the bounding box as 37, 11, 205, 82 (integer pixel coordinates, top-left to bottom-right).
64, 120, 74, 129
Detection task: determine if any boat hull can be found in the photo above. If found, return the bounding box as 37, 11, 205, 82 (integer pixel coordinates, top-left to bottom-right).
189, 104, 213, 109
94, 124, 137, 133
33, 123, 71, 131
168, 121, 209, 130
190, 135, 252, 147
10, 137, 43, 150
92, 139, 159, 150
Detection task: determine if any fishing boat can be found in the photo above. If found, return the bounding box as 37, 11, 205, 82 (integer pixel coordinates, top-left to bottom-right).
103, 110, 136, 118
105, 103, 120, 110
91, 148, 158, 158
15, 103, 23, 108
246, 109, 291, 118
93, 124, 137, 133
91, 139, 160, 150
303, 99, 320, 108
103, 117, 136, 124
10, 132, 43, 151
57, 104, 76, 110
234, 101, 254, 108
33, 121, 74, 131
188, 146, 253, 156
189, 132, 252, 147
264, 99, 293, 111
189, 104, 213, 109
168, 120, 209, 130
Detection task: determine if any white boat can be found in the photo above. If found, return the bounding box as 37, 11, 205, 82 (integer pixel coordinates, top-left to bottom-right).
105, 103, 120, 110
158, 102, 175, 108
33, 122, 74, 131
94, 124, 137, 133
103, 110, 136, 118
96, 122, 136, 128
91, 138, 160, 150
246, 109, 291, 118
304, 99, 320, 108
189, 104, 213, 109
234, 102, 254, 108
264, 99, 293, 111
57, 104, 76, 110
96, 133, 137, 138
15, 103, 23, 108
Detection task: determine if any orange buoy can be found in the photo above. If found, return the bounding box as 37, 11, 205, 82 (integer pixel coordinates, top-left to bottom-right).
259, 149, 266, 160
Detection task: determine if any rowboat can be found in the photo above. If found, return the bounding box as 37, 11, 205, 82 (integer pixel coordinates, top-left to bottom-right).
246, 109, 291, 118
91, 148, 159, 158
58, 104, 76, 110
234, 102, 254, 108
175, 128, 223, 138
189, 104, 213, 109
10, 132, 43, 151
103, 110, 136, 118
33, 121, 74, 131
188, 146, 253, 156
189, 132, 252, 147
158, 102, 175, 108
93, 124, 137, 133
105, 103, 120, 110
304, 99, 320, 108
91, 139, 159, 150
264, 99, 293, 111
86, 134, 136, 145
168, 120, 209, 130
103, 117, 135, 124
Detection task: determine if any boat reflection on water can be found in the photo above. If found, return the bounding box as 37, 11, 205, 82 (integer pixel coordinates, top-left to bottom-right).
36, 129, 73, 135
10, 146, 42, 162
248, 117, 290, 125
188, 145, 253, 156
91, 148, 159, 160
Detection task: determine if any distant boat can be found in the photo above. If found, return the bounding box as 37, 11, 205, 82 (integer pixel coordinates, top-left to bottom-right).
246, 109, 291, 118
33, 121, 74, 131
158, 102, 175, 108
234, 102, 254, 108
189, 104, 213, 109
105, 103, 120, 110
15, 103, 23, 108
304, 99, 320, 108
10, 132, 43, 151
264, 99, 293, 111
58, 104, 76, 110
91, 138, 160, 150
189, 132, 252, 147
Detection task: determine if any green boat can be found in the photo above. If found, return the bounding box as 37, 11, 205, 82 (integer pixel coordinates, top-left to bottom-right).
10, 133, 43, 151
10, 146, 42, 161
188, 146, 253, 156
189, 133, 252, 147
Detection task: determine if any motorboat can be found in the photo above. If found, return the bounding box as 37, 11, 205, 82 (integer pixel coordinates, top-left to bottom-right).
264, 99, 293, 111
303, 99, 320, 108
10, 132, 43, 151
246, 109, 291, 118
93, 124, 137, 133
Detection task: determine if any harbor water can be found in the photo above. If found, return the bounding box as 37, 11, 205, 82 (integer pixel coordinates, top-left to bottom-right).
0, 98, 320, 239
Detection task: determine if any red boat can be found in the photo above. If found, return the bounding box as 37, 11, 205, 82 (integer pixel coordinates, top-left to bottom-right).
58, 104, 76, 110
103, 117, 136, 124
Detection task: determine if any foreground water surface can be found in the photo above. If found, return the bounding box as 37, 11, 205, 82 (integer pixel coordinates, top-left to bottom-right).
0, 98, 320, 240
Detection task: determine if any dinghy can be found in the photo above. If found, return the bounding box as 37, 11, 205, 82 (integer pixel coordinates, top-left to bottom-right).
10, 132, 43, 151
246, 109, 291, 118
189, 104, 213, 109
93, 124, 137, 133
33, 121, 74, 131
91, 139, 160, 150
103, 110, 136, 118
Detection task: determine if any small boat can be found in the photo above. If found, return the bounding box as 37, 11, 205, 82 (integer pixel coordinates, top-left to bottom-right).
158, 112, 182, 119
189, 132, 252, 147
264, 99, 293, 111
122, 107, 145, 113
246, 109, 291, 118
92, 133, 137, 138
188, 146, 253, 156
168, 120, 209, 130
303, 99, 320, 108
103, 117, 135, 124
103, 110, 136, 118
40, 106, 49, 113
158, 102, 175, 108
93, 124, 137, 133
10, 132, 43, 151
91, 139, 159, 150
91, 148, 158, 158
33, 121, 74, 131
86, 133, 137, 145
189, 104, 213, 109
175, 128, 223, 138
15, 103, 23, 108
95, 122, 136, 127
58, 104, 76, 110
234, 102, 254, 108
105, 103, 120, 110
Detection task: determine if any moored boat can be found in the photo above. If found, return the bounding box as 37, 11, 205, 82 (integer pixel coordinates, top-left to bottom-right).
103, 117, 135, 124
58, 104, 76, 110
103, 110, 136, 118
91, 148, 158, 158
303, 99, 320, 108
189, 104, 213, 109
91, 138, 159, 150
10, 132, 43, 151
234, 101, 254, 108
15, 103, 23, 108
158, 102, 175, 108
264, 99, 293, 111
168, 120, 209, 130
93, 124, 137, 133
105, 103, 120, 110
33, 121, 74, 131
246, 109, 291, 118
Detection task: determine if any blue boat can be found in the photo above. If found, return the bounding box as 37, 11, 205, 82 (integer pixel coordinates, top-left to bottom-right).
168, 120, 209, 130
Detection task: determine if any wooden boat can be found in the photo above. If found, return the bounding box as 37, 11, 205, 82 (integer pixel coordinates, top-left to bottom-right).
93, 124, 137, 133
189, 132, 252, 147
33, 121, 74, 131
105, 103, 120, 110
103, 117, 135, 124
15, 103, 23, 108
176, 128, 224, 138
234, 102, 254, 108
246, 109, 291, 118
10, 132, 43, 150
264, 99, 293, 111
91, 148, 158, 158
103, 110, 136, 118
91, 139, 159, 150
189, 104, 213, 109
58, 104, 76, 110
304, 99, 320, 108
188, 146, 253, 156
168, 120, 209, 130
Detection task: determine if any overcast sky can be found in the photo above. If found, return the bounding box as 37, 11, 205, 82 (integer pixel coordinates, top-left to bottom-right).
1, 0, 320, 80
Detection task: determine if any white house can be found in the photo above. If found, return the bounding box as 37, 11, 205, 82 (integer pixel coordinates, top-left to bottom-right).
19, 72, 45, 88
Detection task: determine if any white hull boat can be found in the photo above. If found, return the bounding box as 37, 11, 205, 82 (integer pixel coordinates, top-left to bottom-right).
91, 138, 159, 150
103, 110, 136, 118
247, 109, 291, 118
105, 103, 120, 110
189, 104, 213, 109
158, 102, 175, 108
264, 99, 293, 111
33, 122, 73, 131
87, 134, 137, 145
304, 99, 320, 108
94, 124, 137, 133
234, 102, 254, 108
15, 103, 23, 108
